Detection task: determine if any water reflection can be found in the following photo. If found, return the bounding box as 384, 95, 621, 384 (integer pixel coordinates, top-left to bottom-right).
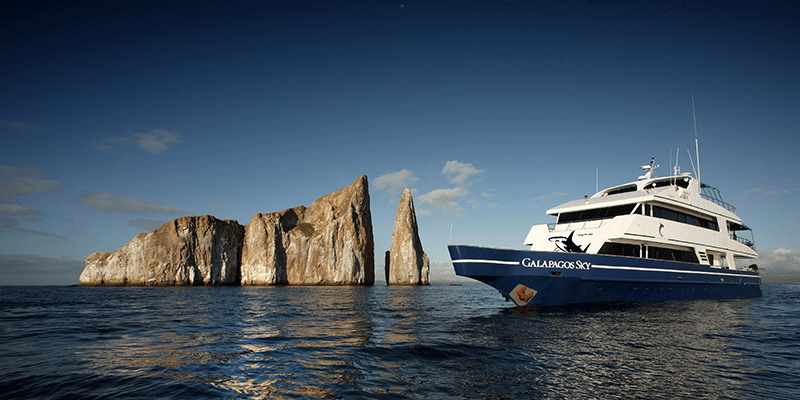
68, 286, 767, 399
448, 299, 760, 399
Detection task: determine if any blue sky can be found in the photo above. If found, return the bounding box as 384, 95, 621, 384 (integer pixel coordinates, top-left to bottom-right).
2, 0, 798, 285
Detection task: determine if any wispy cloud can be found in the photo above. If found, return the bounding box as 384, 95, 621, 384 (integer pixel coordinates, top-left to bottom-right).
374, 169, 418, 195
418, 187, 469, 211
136, 129, 182, 153
0, 203, 44, 216
1, 119, 39, 132
442, 160, 484, 185
757, 248, 800, 272
0, 166, 67, 237
745, 187, 800, 196
0, 176, 65, 200
0, 217, 65, 238
0, 166, 66, 201
93, 128, 182, 154
80, 192, 192, 216
533, 192, 569, 203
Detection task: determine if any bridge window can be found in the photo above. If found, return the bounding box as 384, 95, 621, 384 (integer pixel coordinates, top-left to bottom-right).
557, 204, 637, 224
651, 205, 719, 231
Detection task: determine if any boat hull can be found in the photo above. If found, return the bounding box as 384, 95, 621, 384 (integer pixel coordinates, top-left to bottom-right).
448, 245, 762, 306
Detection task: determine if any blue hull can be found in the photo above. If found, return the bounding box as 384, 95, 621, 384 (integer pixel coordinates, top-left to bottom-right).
448, 245, 761, 306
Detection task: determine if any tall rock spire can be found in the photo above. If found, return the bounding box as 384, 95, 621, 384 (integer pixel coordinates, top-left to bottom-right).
386, 188, 430, 285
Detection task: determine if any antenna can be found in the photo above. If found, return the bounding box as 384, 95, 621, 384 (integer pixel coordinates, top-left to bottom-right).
596, 167, 598, 193
692, 95, 701, 183
687, 148, 697, 178
449, 222, 453, 245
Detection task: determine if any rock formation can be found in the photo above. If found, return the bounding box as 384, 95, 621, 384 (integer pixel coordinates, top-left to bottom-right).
78, 176, 375, 286
385, 188, 430, 285
238, 175, 375, 285
79, 215, 244, 286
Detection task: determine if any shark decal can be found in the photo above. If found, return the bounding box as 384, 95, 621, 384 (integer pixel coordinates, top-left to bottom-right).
549, 231, 589, 253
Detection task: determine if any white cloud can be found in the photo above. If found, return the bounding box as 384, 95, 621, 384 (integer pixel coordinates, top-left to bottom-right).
418, 187, 469, 211
442, 160, 484, 185
1, 176, 65, 199
745, 187, 800, 196
374, 169, 418, 195
0, 217, 64, 238
136, 129, 182, 154
0, 203, 44, 216
756, 248, 800, 272
80, 192, 192, 216
0, 166, 66, 204
93, 128, 182, 154
533, 192, 569, 203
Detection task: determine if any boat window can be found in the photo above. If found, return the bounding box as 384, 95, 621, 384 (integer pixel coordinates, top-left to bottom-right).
643, 177, 690, 190
651, 205, 719, 231
598, 242, 640, 258
605, 184, 638, 196
557, 204, 637, 224
647, 246, 699, 264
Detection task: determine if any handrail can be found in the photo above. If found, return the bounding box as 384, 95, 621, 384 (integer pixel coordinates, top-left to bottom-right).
700, 184, 736, 213
731, 233, 755, 249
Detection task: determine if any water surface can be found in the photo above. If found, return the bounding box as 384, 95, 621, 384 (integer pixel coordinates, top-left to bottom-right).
1, 284, 798, 399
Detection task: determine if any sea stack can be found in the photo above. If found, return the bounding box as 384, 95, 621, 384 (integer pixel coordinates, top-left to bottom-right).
78, 215, 245, 286
78, 176, 375, 286
240, 175, 375, 285
386, 188, 430, 285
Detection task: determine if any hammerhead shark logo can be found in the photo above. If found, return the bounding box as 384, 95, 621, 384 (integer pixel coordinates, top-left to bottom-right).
549, 231, 589, 253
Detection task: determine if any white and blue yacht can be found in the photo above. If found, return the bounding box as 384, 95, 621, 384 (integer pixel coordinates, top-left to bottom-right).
448, 159, 761, 306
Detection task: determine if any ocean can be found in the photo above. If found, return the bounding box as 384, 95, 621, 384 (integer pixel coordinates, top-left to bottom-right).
1, 284, 798, 399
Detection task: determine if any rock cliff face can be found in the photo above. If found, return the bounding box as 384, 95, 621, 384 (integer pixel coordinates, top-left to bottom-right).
79, 215, 244, 286
78, 176, 375, 286
240, 175, 375, 285
386, 188, 430, 285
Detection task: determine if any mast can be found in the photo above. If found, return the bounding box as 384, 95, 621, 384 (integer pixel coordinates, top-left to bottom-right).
692, 95, 701, 183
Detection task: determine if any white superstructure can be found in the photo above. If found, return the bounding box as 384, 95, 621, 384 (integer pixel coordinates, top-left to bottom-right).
524, 160, 758, 272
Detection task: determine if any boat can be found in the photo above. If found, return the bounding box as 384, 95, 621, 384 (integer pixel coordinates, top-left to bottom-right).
448, 158, 761, 306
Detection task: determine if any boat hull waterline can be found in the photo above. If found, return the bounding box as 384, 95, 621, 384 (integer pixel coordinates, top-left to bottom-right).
449, 244, 761, 306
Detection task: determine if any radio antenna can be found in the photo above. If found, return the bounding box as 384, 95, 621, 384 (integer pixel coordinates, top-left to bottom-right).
692, 95, 701, 183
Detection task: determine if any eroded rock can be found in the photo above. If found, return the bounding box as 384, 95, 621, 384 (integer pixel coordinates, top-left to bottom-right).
79, 215, 244, 286
386, 188, 430, 285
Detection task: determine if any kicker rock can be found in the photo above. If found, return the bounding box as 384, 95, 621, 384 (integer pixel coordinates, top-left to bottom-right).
386, 188, 430, 285
241, 175, 375, 285
78, 215, 244, 286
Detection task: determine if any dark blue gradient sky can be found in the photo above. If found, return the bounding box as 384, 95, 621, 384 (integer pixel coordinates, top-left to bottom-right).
2, 1, 798, 284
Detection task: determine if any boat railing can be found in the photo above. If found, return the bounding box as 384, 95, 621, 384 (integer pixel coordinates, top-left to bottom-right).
700, 184, 736, 213
731, 232, 756, 249
551, 220, 607, 232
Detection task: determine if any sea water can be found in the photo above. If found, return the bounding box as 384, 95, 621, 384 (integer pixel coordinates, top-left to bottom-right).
1, 284, 798, 399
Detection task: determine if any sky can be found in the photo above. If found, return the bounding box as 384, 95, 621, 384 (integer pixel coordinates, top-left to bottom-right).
2, 0, 799, 285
